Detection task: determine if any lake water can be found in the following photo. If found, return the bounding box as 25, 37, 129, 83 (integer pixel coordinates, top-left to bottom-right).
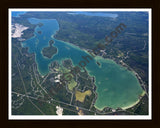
22, 18, 143, 110
68, 12, 118, 18
12, 11, 27, 17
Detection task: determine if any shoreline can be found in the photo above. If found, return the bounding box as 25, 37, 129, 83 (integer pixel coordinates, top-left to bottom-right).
122, 91, 146, 110
121, 99, 140, 110
121, 91, 145, 110
84, 48, 147, 94
94, 90, 146, 111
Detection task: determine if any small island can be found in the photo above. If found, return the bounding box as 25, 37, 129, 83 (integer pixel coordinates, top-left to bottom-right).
37, 30, 42, 34
42, 40, 57, 59
96, 61, 101, 67
38, 23, 43, 27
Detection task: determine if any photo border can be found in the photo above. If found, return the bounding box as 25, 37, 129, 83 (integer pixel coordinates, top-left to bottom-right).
9, 8, 152, 120
0, 0, 159, 128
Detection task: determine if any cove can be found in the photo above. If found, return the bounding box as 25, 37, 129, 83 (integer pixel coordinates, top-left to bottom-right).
22, 18, 144, 110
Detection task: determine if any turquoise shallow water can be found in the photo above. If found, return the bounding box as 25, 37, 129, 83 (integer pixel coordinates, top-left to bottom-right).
22, 18, 143, 110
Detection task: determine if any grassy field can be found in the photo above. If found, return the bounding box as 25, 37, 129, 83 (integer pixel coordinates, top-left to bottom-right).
75, 90, 92, 103
68, 79, 77, 91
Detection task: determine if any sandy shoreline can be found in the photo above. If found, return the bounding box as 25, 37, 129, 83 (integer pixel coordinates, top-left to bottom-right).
94, 90, 146, 111
121, 100, 140, 110
121, 91, 146, 110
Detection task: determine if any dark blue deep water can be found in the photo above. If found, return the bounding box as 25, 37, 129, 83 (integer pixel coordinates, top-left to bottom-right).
12, 11, 27, 17
67, 12, 118, 18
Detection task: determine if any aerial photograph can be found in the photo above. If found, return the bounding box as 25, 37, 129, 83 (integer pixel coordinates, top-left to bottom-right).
9, 9, 151, 119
